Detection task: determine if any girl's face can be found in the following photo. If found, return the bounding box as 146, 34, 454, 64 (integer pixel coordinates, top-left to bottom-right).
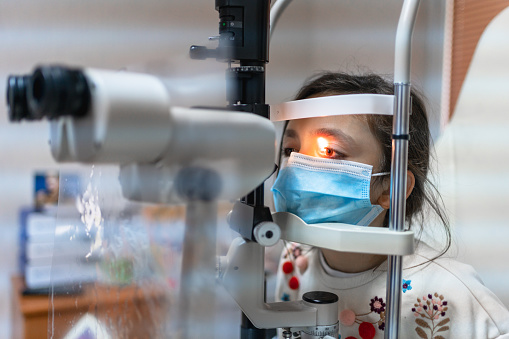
282, 115, 387, 205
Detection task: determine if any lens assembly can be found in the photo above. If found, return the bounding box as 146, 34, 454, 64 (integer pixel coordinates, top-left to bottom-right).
6, 75, 31, 122
5, 65, 91, 122
28, 66, 91, 120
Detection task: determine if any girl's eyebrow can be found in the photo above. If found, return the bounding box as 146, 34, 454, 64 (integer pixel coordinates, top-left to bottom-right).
283, 129, 299, 139
312, 128, 356, 148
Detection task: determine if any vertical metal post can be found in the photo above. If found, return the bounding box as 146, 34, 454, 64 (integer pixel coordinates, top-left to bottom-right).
385, 1, 420, 338
190, 1, 272, 337
385, 83, 411, 339
177, 200, 218, 338
218, 1, 272, 337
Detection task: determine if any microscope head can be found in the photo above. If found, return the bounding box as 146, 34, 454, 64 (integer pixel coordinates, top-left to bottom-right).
6, 65, 276, 203
8, 65, 172, 163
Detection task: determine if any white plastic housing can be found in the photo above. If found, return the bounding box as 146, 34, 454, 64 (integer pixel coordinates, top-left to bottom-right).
46, 69, 276, 202
118, 107, 276, 203
50, 69, 172, 163
219, 238, 319, 328
273, 212, 415, 256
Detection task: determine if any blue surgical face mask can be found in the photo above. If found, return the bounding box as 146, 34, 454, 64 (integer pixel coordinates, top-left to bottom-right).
271, 152, 389, 226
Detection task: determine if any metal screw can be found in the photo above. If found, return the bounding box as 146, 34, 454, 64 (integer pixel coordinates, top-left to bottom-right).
282, 330, 292, 338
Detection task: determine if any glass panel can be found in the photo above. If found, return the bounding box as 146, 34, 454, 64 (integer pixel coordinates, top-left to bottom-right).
45, 165, 240, 338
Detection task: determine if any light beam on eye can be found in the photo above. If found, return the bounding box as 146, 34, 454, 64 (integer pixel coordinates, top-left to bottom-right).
317, 137, 329, 152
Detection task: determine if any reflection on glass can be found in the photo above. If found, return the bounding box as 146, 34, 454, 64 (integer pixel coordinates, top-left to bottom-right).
46, 165, 239, 338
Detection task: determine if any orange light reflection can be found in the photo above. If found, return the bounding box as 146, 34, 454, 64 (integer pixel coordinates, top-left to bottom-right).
317, 137, 329, 153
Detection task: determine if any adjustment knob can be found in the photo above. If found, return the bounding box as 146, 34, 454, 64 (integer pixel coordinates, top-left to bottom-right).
253, 221, 281, 246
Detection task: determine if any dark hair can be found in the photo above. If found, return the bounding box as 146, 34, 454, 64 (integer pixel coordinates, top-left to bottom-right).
286, 71, 451, 257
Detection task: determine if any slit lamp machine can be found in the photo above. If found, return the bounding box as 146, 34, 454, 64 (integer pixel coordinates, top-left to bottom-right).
6, 0, 421, 338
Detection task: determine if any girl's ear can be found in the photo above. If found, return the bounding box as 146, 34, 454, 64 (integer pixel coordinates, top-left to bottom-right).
406, 170, 416, 199
377, 170, 415, 209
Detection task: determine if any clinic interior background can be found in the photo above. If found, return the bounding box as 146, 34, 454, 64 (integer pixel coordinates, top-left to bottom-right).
1, 0, 509, 337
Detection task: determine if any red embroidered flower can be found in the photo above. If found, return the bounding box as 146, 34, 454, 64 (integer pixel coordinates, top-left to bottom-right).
282, 261, 294, 274
359, 322, 376, 339
288, 276, 299, 290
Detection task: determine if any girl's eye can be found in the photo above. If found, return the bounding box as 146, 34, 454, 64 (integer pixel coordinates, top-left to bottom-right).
283, 148, 297, 157
316, 137, 345, 159
321, 147, 345, 159
324, 147, 334, 156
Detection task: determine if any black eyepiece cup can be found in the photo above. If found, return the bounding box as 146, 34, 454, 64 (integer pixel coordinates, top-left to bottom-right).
27, 66, 91, 120
6, 75, 31, 122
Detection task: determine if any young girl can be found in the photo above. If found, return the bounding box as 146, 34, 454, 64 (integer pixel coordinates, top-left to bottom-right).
272, 72, 509, 338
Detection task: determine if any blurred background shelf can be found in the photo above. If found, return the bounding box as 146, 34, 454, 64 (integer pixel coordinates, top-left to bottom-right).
11, 275, 170, 339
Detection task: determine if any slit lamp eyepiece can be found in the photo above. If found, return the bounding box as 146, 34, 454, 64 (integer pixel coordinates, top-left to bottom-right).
6, 75, 31, 122
6, 65, 91, 122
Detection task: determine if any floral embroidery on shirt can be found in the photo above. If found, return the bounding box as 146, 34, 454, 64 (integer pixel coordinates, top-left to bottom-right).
402, 279, 412, 293
279, 243, 311, 297
369, 296, 386, 314
283, 242, 304, 260
412, 292, 450, 339
339, 296, 386, 339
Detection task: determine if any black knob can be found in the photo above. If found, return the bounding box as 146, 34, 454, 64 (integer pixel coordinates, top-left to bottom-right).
189, 45, 218, 60
302, 291, 339, 304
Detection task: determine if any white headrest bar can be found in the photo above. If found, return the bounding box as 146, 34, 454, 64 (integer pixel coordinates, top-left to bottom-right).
270, 94, 394, 121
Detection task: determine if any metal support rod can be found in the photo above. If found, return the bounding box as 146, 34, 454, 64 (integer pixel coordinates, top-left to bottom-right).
177, 200, 218, 338
385, 83, 411, 338
269, 0, 294, 39
394, 0, 421, 84
222, 2, 271, 336
385, 0, 420, 337
190, 1, 271, 337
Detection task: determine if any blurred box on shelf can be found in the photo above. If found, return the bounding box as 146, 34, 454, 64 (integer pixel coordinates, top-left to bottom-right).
18, 171, 95, 292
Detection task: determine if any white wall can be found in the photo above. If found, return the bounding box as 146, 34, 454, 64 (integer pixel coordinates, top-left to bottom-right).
0, 1, 446, 337
435, 7, 509, 308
